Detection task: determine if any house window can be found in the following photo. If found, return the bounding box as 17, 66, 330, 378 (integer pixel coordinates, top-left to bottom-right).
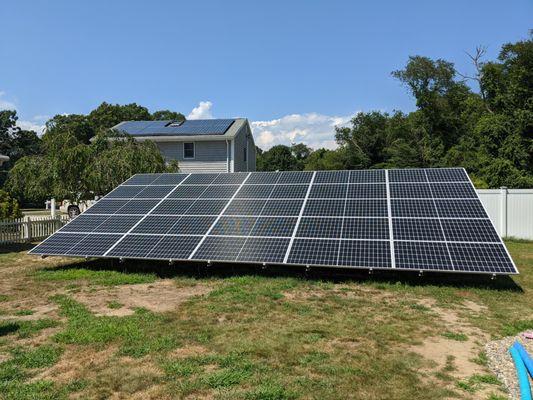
243, 146, 247, 162
183, 142, 195, 159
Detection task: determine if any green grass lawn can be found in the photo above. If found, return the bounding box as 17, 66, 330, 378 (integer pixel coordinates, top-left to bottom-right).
0, 241, 531, 399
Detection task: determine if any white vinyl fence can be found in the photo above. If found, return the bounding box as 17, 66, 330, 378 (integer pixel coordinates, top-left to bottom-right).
0, 215, 69, 244
477, 188, 533, 240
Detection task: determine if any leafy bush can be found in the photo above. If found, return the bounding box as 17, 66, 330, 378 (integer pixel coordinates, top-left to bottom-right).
0, 190, 22, 219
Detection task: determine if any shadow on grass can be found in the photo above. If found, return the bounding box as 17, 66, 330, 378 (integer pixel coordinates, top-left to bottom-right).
0, 243, 35, 254
0, 322, 20, 336
39, 257, 523, 292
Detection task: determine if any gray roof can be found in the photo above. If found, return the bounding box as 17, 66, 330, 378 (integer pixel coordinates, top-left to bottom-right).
112, 119, 237, 137
0, 154, 9, 161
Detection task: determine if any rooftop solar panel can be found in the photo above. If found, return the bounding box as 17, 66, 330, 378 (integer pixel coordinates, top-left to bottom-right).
116, 119, 235, 137
30, 168, 518, 275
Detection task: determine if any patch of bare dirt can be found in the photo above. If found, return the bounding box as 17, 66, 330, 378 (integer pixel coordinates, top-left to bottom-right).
410, 298, 489, 377
35, 345, 117, 384
407, 298, 504, 399
72, 280, 212, 316
169, 344, 209, 359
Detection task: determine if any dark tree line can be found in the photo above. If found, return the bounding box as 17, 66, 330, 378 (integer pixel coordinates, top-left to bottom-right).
257, 36, 533, 188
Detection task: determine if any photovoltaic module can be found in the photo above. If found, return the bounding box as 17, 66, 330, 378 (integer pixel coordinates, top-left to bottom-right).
30, 168, 518, 275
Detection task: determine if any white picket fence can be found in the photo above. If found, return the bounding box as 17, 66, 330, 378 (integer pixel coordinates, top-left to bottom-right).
0, 215, 69, 244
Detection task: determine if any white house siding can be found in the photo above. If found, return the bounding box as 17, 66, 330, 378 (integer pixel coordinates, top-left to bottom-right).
156, 141, 227, 162
178, 161, 228, 173
232, 124, 256, 172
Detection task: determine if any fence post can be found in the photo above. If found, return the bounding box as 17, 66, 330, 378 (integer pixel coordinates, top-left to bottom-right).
51, 198, 56, 219
23, 216, 31, 242
500, 186, 507, 238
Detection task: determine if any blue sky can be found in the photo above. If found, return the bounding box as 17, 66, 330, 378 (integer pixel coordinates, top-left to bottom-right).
0, 0, 531, 149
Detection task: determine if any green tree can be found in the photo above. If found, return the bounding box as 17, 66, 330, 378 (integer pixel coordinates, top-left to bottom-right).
0, 189, 22, 219
88, 102, 152, 134
257, 145, 298, 171
152, 110, 185, 121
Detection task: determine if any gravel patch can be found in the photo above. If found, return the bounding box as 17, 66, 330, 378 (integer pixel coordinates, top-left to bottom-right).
485, 333, 533, 400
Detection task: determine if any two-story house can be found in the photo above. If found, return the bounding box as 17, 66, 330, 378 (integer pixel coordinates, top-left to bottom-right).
112, 118, 256, 173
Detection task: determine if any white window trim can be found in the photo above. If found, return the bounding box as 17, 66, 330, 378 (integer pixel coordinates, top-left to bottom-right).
183, 142, 195, 159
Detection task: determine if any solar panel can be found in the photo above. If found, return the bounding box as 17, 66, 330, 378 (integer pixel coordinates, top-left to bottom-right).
30, 168, 518, 275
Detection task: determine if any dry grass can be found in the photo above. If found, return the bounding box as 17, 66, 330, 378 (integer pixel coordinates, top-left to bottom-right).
0, 241, 530, 399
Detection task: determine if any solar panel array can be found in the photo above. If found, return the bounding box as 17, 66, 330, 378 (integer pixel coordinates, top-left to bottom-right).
30, 168, 518, 275
115, 119, 235, 136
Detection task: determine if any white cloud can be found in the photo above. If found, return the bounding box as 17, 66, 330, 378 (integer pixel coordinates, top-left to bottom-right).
0, 91, 47, 134
17, 120, 46, 135
187, 101, 213, 120
251, 112, 354, 150
0, 91, 16, 110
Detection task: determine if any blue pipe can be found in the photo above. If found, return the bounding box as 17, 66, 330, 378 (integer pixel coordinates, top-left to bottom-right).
514, 341, 533, 378
510, 345, 532, 400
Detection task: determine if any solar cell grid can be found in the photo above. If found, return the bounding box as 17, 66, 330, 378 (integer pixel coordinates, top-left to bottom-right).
389, 169, 427, 183
107, 235, 162, 258
288, 239, 340, 266
296, 218, 343, 238
430, 183, 477, 199
84, 200, 129, 215
235, 185, 274, 199
131, 215, 181, 234
200, 185, 239, 199
211, 217, 257, 236
250, 217, 297, 237
123, 174, 160, 185
342, 218, 389, 240
441, 219, 500, 243
270, 185, 308, 198
245, 172, 280, 185
277, 171, 313, 184
59, 215, 109, 232
30, 168, 517, 275
392, 219, 444, 241
310, 184, 347, 199
261, 200, 304, 216
213, 173, 248, 184
338, 240, 392, 268
315, 170, 350, 183
106, 186, 144, 198
237, 238, 290, 263
435, 200, 489, 219
115, 200, 160, 215
184, 174, 219, 185
169, 185, 208, 199
395, 241, 452, 270
390, 183, 432, 199
30, 233, 87, 255
347, 184, 387, 198
225, 199, 267, 216
449, 243, 515, 273
168, 216, 215, 235
345, 200, 388, 217
151, 174, 188, 185
303, 199, 345, 216
391, 199, 438, 218
349, 170, 385, 183
93, 215, 142, 233
146, 236, 202, 260
152, 199, 193, 215
194, 236, 246, 261
67, 234, 122, 256
426, 168, 468, 182
135, 186, 174, 199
